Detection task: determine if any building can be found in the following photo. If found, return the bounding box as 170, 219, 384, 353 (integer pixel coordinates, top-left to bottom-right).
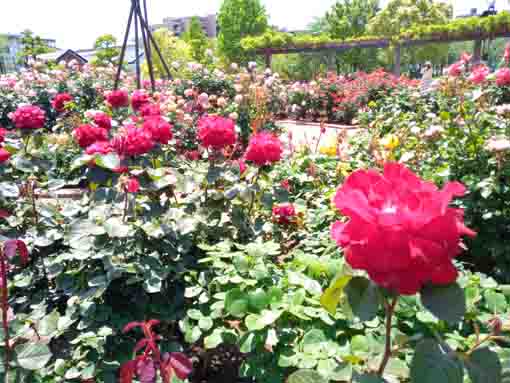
151, 14, 217, 38
0, 33, 57, 73
37, 44, 143, 71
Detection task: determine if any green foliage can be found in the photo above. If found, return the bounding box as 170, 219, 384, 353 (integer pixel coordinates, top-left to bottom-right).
182, 16, 209, 63
17, 29, 52, 65
91, 34, 120, 66
325, 0, 380, 71
143, 28, 192, 78
218, 0, 268, 64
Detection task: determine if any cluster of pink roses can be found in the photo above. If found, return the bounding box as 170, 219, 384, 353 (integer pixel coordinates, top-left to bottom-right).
10, 105, 46, 130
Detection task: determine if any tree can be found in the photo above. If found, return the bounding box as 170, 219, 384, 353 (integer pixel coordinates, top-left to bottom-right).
325, 0, 380, 72
182, 17, 208, 63
218, 0, 268, 64
17, 30, 52, 65
368, 0, 452, 68
143, 28, 192, 79
92, 34, 120, 66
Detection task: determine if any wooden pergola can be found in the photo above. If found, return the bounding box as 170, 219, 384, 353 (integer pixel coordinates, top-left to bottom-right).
256, 30, 510, 76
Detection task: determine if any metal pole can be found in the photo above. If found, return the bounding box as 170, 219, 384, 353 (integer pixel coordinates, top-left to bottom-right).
134, 7, 141, 89
115, 4, 135, 90
143, 0, 153, 67
132, 0, 172, 80
133, 0, 155, 91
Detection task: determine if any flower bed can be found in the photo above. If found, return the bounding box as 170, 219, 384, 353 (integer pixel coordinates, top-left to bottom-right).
0, 57, 509, 383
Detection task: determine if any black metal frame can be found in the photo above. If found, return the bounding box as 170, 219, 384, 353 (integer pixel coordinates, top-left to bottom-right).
114, 0, 172, 92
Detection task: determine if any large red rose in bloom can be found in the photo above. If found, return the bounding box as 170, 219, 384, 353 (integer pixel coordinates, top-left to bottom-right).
111, 125, 154, 157
106, 90, 129, 109
273, 203, 296, 225
330, 163, 476, 295
93, 112, 112, 130
197, 116, 237, 149
10, 105, 46, 129
0, 148, 10, 163
51, 93, 73, 113
131, 90, 151, 111
73, 124, 109, 148
245, 132, 282, 166
143, 117, 173, 145
496, 68, 510, 87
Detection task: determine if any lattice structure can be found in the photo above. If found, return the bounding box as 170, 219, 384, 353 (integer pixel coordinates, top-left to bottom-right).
114, 0, 172, 92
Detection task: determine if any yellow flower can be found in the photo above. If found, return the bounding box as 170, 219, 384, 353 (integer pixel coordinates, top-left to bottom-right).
319, 137, 338, 157
381, 134, 400, 151
336, 162, 351, 177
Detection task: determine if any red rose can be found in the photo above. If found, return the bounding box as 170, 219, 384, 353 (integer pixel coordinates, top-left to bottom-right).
0, 148, 10, 163
143, 117, 173, 145
331, 163, 476, 295
469, 65, 489, 85
273, 203, 296, 225
281, 179, 291, 191
125, 177, 140, 193
111, 125, 154, 157
140, 103, 161, 117
86, 141, 113, 155
448, 62, 462, 77
73, 124, 109, 148
10, 105, 46, 129
106, 90, 129, 109
245, 132, 282, 166
51, 93, 73, 113
496, 68, 510, 87
0, 127, 5, 144
131, 90, 150, 111
197, 116, 237, 149
93, 112, 112, 130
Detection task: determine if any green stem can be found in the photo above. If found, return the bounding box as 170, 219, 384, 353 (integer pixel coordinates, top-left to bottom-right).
378, 297, 398, 377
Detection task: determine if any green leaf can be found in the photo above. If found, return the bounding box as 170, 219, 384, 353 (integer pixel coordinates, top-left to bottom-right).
198, 317, 214, 331
345, 277, 381, 321
320, 274, 352, 315
104, 217, 131, 238
287, 369, 327, 383
410, 339, 464, 383
484, 291, 507, 313
95, 153, 120, 170
466, 347, 502, 383
15, 343, 52, 370
420, 283, 466, 324
352, 372, 387, 382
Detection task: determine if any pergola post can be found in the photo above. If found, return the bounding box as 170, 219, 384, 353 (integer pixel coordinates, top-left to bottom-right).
473, 39, 482, 64
265, 51, 272, 69
393, 44, 401, 77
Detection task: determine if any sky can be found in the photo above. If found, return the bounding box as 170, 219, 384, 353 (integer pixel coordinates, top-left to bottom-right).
0, 0, 337, 49
1, 0, 509, 49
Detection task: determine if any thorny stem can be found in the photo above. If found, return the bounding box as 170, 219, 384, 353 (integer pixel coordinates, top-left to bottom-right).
377, 297, 398, 377
0, 248, 10, 383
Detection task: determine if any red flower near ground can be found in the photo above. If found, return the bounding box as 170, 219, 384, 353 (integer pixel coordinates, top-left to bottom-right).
469, 65, 489, 85
140, 103, 161, 117
143, 117, 173, 145
10, 105, 46, 129
330, 163, 476, 295
0, 148, 10, 163
272, 203, 296, 225
93, 112, 112, 130
111, 125, 154, 157
51, 93, 73, 113
197, 116, 237, 149
106, 90, 129, 109
85, 141, 113, 155
245, 132, 282, 166
73, 124, 108, 148
496, 68, 510, 87
131, 90, 151, 111
125, 178, 140, 193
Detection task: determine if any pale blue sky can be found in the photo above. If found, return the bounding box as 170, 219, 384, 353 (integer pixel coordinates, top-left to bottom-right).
1, 0, 509, 49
